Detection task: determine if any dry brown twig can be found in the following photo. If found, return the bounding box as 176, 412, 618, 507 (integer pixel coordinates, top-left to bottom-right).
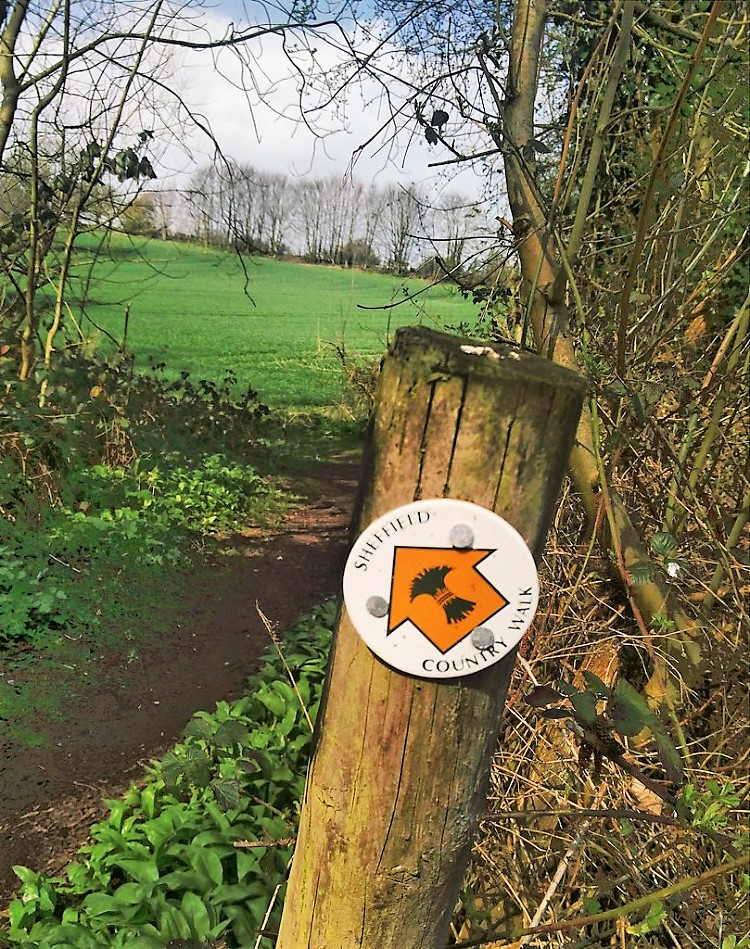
255, 602, 314, 733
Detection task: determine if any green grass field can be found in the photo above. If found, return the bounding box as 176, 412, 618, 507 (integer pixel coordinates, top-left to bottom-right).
68, 232, 481, 409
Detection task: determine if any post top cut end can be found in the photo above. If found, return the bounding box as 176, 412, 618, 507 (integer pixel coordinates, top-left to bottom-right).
392, 326, 588, 393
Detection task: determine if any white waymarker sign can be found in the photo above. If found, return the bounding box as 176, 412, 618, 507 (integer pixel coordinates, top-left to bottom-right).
343, 499, 539, 679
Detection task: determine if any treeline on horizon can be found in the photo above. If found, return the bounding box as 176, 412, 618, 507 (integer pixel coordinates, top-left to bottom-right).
126, 162, 504, 280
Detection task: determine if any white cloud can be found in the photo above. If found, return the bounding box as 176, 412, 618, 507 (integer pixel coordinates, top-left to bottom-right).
158, 7, 481, 194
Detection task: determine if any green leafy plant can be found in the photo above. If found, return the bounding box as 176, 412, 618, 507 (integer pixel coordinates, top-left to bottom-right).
721, 936, 750, 949
625, 898, 667, 936
1, 602, 336, 949
0, 537, 73, 647
628, 531, 690, 586
525, 673, 685, 788
128, 452, 290, 534
681, 780, 740, 831
0, 344, 300, 754
105, 360, 272, 460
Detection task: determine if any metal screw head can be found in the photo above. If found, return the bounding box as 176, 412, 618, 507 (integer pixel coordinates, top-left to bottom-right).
449, 523, 474, 549
366, 595, 389, 618
471, 627, 495, 650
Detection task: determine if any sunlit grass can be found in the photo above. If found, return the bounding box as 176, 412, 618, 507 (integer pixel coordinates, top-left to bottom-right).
68, 232, 480, 408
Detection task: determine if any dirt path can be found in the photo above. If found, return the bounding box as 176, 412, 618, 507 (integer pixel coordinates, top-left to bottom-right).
0, 458, 359, 903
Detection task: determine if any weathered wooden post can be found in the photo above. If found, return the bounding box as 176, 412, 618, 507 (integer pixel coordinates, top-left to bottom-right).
277, 327, 586, 948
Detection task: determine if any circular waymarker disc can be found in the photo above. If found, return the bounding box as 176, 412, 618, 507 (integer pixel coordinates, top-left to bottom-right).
343, 499, 539, 679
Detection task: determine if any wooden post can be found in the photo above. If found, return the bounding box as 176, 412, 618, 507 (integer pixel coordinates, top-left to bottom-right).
277, 327, 586, 949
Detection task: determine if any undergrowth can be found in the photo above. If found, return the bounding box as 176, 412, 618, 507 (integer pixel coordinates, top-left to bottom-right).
0, 601, 336, 949
454, 480, 750, 949
0, 354, 294, 651
2, 596, 746, 948
0, 450, 290, 650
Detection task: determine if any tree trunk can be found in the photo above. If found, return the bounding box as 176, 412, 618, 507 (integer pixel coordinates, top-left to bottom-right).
501, 0, 702, 699
0, 1, 29, 165
277, 326, 585, 949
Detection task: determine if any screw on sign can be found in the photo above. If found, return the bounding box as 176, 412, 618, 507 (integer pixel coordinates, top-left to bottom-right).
343, 498, 539, 679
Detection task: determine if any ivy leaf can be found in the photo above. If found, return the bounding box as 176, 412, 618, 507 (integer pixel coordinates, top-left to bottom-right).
138, 156, 156, 179
236, 756, 261, 773
606, 380, 628, 399
608, 681, 684, 783
211, 778, 242, 812
528, 137, 551, 154
540, 707, 573, 720
213, 720, 250, 748
182, 745, 212, 788
431, 109, 449, 128
607, 679, 652, 737
650, 718, 685, 784
425, 126, 439, 145
629, 561, 656, 585
630, 392, 648, 420
183, 718, 213, 740
582, 671, 610, 698
570, 690, 598, 727
114, 147, 140, 181
626, 899, 667, 935
525, 685, 565, 707
161, 752, 185, 789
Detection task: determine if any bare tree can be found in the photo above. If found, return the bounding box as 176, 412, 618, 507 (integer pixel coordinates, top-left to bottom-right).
184, 164, 223, 246
227, 164, 291, 254
262, 170, 289, 255
178, 164, 404, 267
294, 176, 324, 260
419, 191, 479, 279
358, 182, 387, 268
149, 186, 174, 239
0, 0, 342, 383
382, 182, 422, 273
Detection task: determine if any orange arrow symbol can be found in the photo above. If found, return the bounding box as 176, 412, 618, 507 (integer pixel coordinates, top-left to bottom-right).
388, 547, 508, 653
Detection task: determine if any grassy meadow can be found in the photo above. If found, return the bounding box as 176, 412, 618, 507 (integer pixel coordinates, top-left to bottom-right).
68, 232, 481, 409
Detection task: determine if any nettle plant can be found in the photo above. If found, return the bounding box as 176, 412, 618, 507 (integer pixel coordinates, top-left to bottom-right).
629, 531, 689, 586
525, 673, 685, 791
